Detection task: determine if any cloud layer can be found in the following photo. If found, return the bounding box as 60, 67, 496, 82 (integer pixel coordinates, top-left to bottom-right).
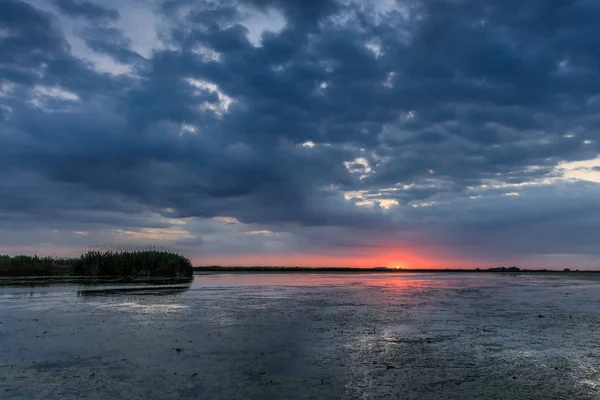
1, 0, 600, 268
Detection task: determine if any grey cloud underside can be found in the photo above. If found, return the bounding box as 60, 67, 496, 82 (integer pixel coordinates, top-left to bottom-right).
53, 0, 119, 22
1, 0, 600, 262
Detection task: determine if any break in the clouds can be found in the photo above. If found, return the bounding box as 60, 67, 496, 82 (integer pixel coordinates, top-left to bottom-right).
1, 0, 600, 268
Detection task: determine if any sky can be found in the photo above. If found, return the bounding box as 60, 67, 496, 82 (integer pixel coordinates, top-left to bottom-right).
1, 0, 600, 269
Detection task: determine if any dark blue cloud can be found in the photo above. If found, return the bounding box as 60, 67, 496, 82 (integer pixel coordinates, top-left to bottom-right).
53, 0, 119, 21
1, 0, 600, 265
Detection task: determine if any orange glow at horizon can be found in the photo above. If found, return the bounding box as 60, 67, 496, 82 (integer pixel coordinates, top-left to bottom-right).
194, 249, 477, 269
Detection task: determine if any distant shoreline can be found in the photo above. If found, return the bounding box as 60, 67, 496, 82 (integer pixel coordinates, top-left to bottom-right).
193, 266, 597, 273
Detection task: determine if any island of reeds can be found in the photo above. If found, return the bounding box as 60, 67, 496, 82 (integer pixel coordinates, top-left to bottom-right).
0, 250, 193, 280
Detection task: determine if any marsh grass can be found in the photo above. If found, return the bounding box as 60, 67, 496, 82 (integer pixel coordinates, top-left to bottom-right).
0, 255, 74, 277
0, 249, 193, 279
72, 249, 193, 278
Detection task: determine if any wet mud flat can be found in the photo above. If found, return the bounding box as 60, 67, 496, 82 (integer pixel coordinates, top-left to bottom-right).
1, 273, 599, 399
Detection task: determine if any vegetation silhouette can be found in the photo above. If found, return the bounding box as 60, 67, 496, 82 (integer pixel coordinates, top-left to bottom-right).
0, 249, 193, 279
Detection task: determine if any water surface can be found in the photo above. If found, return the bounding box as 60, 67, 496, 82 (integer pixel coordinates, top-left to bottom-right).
1, 273, 599, 399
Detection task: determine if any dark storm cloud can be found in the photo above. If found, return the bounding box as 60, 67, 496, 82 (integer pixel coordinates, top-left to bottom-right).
1, 0, 600, 263
82, 27, 146, 65
53, 0, 119, 21
0, 0, 68, 84
0, 0, 127, 96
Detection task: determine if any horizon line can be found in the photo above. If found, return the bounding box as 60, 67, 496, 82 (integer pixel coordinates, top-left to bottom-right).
193, 266, 595, 272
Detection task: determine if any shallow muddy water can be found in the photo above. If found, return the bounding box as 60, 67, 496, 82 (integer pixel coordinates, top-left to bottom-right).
1, 273, 599, 399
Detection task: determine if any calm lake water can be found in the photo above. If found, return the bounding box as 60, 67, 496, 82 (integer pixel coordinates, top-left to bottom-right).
1, 273, 599, 399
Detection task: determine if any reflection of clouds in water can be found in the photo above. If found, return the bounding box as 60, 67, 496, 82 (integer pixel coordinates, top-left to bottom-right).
215, 312, 237, 328
94, 301, 188, 314
76, 283, 192, 297
572, 358, 600, 394
580, 378, 600, 393
191, 273, 491, 291
502, 346, 600, 396
77, 285, 192, 314
2, 274, 600, 398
